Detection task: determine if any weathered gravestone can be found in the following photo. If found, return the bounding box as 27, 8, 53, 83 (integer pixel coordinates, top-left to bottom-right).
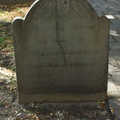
13, 0, 109, 103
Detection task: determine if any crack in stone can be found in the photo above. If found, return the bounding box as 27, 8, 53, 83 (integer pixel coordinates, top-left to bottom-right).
55, 1, 67, 65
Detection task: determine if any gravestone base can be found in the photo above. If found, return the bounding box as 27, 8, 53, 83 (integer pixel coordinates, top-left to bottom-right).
19, 92, 107, 103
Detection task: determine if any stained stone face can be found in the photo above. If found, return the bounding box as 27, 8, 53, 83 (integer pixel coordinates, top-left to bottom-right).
13, 0, 109, 103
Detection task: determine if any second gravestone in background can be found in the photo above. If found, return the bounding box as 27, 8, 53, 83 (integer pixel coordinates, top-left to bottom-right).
13, 0, 109, 103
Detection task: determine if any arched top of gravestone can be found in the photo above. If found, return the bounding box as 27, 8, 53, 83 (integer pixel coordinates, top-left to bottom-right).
24, 0, 98, 22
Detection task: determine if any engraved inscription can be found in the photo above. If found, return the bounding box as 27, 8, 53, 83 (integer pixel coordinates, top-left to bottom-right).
25, 62, 99, 68
36, 63, 96, 67
22, 50, 100, 56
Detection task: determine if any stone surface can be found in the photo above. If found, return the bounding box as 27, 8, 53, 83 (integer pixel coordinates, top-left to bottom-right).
109, 64, 120, 73
13, 0, 109, 103
109, 51, 120, 59
111, 72, 120, 86
109, 43, 120, 51
108, 78, 118, 93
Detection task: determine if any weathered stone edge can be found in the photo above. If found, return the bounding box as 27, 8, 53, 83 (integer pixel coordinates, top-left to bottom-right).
19, 92, 107, 103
